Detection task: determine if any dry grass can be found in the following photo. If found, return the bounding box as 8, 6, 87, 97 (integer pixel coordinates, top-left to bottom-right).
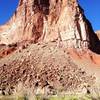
0, 94, 100, 100
1, 84, 100, 100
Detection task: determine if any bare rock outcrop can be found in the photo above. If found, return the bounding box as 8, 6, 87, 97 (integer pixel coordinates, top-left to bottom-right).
0, 0, 98, 50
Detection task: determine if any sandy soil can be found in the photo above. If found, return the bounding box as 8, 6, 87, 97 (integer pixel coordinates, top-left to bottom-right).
0, 42, 98, 95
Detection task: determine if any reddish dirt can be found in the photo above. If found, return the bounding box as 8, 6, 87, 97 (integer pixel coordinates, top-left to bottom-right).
0, 47, 16, 58
90, 53, 100, 65
0, 40, 34, 59
68, 48, 100, 66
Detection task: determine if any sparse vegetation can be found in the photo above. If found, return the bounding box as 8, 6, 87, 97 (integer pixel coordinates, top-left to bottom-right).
0, 94, 100, 100
1, 84, 100, 100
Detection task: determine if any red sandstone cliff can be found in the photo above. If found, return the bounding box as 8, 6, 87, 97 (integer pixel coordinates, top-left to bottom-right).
0, 0, 99, 50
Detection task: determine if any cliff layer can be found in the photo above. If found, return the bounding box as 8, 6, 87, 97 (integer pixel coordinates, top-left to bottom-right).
0, 0, 98, 50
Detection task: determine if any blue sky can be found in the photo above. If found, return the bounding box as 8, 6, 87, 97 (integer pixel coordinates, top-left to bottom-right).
0, 0, 100, 31
0, 0, 19, 25
79, 0, 100, 31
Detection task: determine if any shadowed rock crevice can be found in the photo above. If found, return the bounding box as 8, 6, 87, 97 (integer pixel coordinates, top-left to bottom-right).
33, 0, 50, 15
85, 18, 100, 54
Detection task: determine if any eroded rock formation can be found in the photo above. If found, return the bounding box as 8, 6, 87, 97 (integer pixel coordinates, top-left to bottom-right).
0, 0, 97, 49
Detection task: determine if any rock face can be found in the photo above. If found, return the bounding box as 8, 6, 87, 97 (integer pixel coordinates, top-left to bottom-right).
0, 0, 98, 49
